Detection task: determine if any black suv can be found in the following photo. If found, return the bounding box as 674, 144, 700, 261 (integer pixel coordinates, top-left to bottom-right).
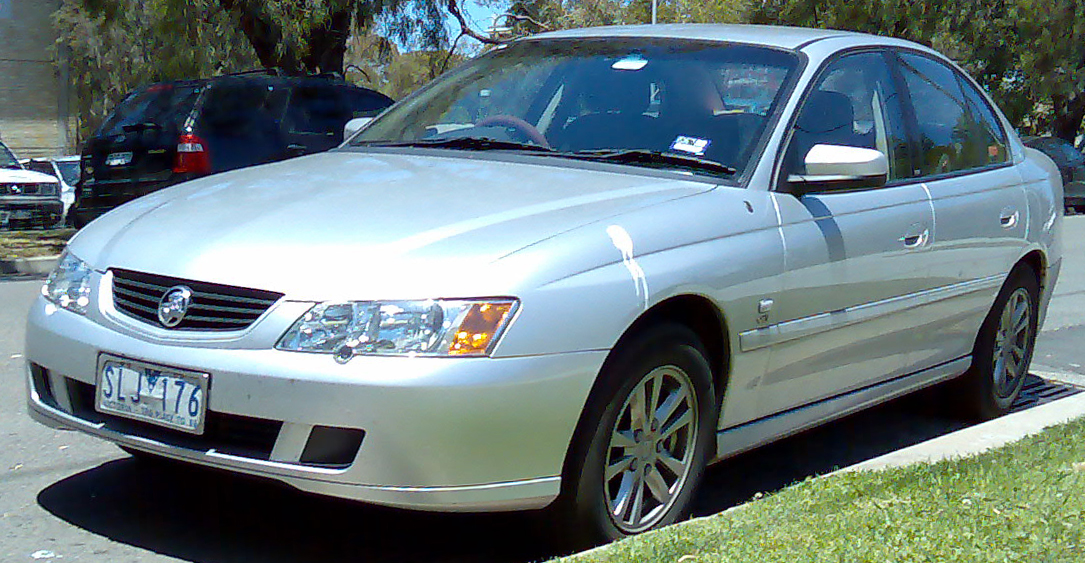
70, 72, 394, 227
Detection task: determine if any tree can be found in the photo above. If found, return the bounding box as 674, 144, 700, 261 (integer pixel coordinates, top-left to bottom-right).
55, 0, 259, 141
749, 0, 1085, 142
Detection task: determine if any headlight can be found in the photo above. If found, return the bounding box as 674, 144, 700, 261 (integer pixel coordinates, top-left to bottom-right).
42, 251, 93, 314
276, 298, 518, 360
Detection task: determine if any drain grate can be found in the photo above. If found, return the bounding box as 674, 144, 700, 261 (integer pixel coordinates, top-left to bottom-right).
1010, 374, 1082, 412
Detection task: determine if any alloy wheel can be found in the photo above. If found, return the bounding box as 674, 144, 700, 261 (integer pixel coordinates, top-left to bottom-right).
603, 365, 699, 533
992, 287, 1032, 399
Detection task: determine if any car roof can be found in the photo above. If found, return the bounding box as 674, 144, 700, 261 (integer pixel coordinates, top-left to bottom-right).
133, 73, 388, 98
529, 23, 873, 51
522, 23, 924, 53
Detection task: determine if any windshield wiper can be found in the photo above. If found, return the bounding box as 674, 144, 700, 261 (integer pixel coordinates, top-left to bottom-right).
563, 149, 737, 176
356, 137, 556, 154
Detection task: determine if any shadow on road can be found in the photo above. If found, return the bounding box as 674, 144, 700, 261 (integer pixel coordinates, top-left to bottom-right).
37, 376, 1074, 563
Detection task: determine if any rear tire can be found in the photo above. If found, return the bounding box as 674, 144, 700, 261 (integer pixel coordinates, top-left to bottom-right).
958, 268, 1040, 420
551, 324, 716, 551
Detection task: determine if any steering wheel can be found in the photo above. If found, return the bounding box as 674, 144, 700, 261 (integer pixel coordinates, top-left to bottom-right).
475, 115, 550, 148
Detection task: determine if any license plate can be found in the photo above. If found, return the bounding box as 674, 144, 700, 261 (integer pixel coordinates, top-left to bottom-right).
96, 355, 209, 434
13, 210, 31, 220
105, 151, 133, 166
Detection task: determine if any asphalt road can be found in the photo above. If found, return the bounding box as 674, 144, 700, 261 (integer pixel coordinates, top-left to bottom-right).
2, 215, 1084, 562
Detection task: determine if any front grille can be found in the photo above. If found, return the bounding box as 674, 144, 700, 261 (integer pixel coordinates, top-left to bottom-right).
1, 182, 59, 196
66, 379, 282, 460
111, 268, 283, 331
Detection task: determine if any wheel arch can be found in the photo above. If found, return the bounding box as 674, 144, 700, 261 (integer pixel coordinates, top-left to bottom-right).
560, 293, 731, 479
613, 295, 732, 397
1016, 249, 1047, 289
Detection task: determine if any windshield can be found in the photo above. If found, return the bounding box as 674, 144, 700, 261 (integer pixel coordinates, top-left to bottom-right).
0, 143, 19, 169
96, 83, 201, 137
352, 38, 798, 176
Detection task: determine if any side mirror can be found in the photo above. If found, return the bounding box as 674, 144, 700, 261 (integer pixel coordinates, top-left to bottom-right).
787, 144, 888, 196
344, 117, 374, 140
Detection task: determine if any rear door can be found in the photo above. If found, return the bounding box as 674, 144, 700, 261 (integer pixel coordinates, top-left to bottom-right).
194, 80, 289, 172
893, 51, 1028, 368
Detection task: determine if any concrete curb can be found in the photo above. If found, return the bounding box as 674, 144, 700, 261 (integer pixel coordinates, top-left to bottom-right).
0, 255, 58, 276
838, 386, 1085, 473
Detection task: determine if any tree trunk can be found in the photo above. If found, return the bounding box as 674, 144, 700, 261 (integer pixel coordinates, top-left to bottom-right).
300, 7, 352, 74
216, 0, 348, 75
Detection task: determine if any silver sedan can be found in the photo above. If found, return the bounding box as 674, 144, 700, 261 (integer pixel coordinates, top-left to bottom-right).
26, 24, 1061, 548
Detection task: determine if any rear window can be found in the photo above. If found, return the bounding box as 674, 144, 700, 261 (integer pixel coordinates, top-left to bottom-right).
97, 84, 200, 137
26, 161, 56, 178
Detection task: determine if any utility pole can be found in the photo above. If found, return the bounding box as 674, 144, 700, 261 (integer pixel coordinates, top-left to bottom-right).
652, 0, 657, 24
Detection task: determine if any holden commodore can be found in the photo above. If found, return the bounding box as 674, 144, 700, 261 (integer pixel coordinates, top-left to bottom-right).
26, 24, 1061, 548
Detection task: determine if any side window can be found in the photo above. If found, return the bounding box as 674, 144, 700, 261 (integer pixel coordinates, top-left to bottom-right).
957, 74, 1009, 166
26, 161, 57, 178
200, 84, 285, 139
786, 51, 911, 181
345, 89, 393, 118
284, 85, 351, 140
897, 52, 1006, 175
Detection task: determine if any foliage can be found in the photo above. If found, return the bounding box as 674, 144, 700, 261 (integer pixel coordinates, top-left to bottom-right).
345, 29, 466, 99
749, 0, 1085, 141
55, 0, 259, 142
559, 416, 1085, 563
503, 0, 745, 34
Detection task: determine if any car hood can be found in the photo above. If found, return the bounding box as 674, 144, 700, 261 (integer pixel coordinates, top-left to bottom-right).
0, 168, 58, 184
69, 150, 716, 300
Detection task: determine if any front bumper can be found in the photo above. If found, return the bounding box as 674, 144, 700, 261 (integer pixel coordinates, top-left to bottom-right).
25, 289, 605, 512
0, 197, 62, 228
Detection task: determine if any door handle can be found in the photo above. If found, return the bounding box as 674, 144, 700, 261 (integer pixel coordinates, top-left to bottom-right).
999, 207, 1019, 229
899, 226, 929, 248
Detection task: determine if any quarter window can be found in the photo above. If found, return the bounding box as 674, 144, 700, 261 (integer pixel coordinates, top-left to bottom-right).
897, 52, 1007, 175
786, 51, 911, 181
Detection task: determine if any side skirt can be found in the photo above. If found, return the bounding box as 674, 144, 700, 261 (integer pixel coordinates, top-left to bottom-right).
710, 356, 971, 464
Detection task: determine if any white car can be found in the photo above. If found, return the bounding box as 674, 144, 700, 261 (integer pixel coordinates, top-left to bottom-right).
22, 155, 80, 224
1, 141, 63, 229
25, 24, 1062, 548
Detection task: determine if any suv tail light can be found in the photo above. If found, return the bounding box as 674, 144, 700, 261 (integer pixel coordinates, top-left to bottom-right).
173, 134, 211, 174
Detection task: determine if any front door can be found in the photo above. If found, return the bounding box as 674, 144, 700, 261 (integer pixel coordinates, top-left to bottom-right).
754, 50, 937, 417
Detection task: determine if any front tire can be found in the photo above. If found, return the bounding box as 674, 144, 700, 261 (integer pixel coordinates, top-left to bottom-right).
553, 324, 716, 550
959, 268, 1040, 420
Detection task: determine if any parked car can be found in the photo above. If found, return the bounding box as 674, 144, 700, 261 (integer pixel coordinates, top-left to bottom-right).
0, 141, 63, 229
26, 25, 1061, 548
1022, 136, 1085, 213
68, 71, 395, 227
22, 155, 80, 224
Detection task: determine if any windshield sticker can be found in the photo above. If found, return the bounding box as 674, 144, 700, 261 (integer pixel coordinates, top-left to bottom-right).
612, 55, 648, 71
670, 136, 711, 156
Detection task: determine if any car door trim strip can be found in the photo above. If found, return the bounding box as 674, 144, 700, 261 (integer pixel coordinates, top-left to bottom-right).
738, 274, 1004, 352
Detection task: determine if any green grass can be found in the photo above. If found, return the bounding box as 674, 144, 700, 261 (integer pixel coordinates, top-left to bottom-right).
0, 228, 74, 260
562, 417, 1085, 563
